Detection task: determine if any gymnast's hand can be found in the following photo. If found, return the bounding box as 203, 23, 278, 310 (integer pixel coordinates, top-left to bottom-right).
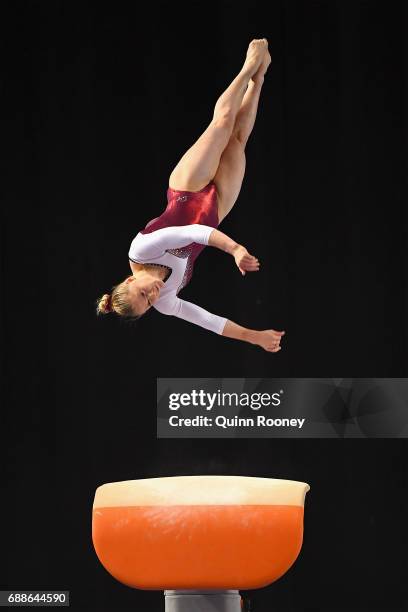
255, 329, 285, 353
232, 245, 260, 275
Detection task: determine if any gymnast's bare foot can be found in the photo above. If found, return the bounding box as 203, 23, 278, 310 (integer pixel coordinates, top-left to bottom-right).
242, 38, 269, 78
252, 48, 272, 85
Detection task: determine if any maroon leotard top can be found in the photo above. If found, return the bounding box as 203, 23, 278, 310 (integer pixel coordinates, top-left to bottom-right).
140, 181, 219, 289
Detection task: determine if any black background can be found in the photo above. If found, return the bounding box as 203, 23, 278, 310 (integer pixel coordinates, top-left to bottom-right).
2, 1, 408, 610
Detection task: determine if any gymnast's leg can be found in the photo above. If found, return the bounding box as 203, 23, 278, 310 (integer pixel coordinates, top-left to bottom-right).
214, 48, 272, 223
168, 39, 268, 192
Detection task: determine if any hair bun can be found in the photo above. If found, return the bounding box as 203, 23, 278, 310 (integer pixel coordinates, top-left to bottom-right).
97, 293, 113, 315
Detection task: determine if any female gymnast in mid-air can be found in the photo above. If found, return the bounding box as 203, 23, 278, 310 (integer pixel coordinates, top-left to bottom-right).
97, 38, 285, 353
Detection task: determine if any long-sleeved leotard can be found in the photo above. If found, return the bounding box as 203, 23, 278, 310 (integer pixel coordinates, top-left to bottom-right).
128, 223, 228, 335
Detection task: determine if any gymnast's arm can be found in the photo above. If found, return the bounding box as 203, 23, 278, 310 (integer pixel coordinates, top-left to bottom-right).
221, 321, 284, 353
154, 297, 284, 352
153, 296, 228, 335
129, 225, 259, 274
207, 229, 260, 275
130, 224, 216, 261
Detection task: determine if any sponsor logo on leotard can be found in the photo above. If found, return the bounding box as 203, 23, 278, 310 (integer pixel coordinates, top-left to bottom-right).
176, 195, 188, 202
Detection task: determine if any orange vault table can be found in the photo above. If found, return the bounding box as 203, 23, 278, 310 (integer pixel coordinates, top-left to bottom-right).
92, 476, 310, 611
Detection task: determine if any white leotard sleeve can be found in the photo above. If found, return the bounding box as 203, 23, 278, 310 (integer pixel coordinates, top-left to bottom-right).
154, 295, 228, 335
129, 224, 215, 262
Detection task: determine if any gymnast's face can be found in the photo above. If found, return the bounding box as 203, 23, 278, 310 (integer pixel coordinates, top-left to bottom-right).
125, 274, 164, 315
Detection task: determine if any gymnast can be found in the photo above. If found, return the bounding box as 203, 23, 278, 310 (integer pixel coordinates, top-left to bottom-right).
97, 39, 285, 353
